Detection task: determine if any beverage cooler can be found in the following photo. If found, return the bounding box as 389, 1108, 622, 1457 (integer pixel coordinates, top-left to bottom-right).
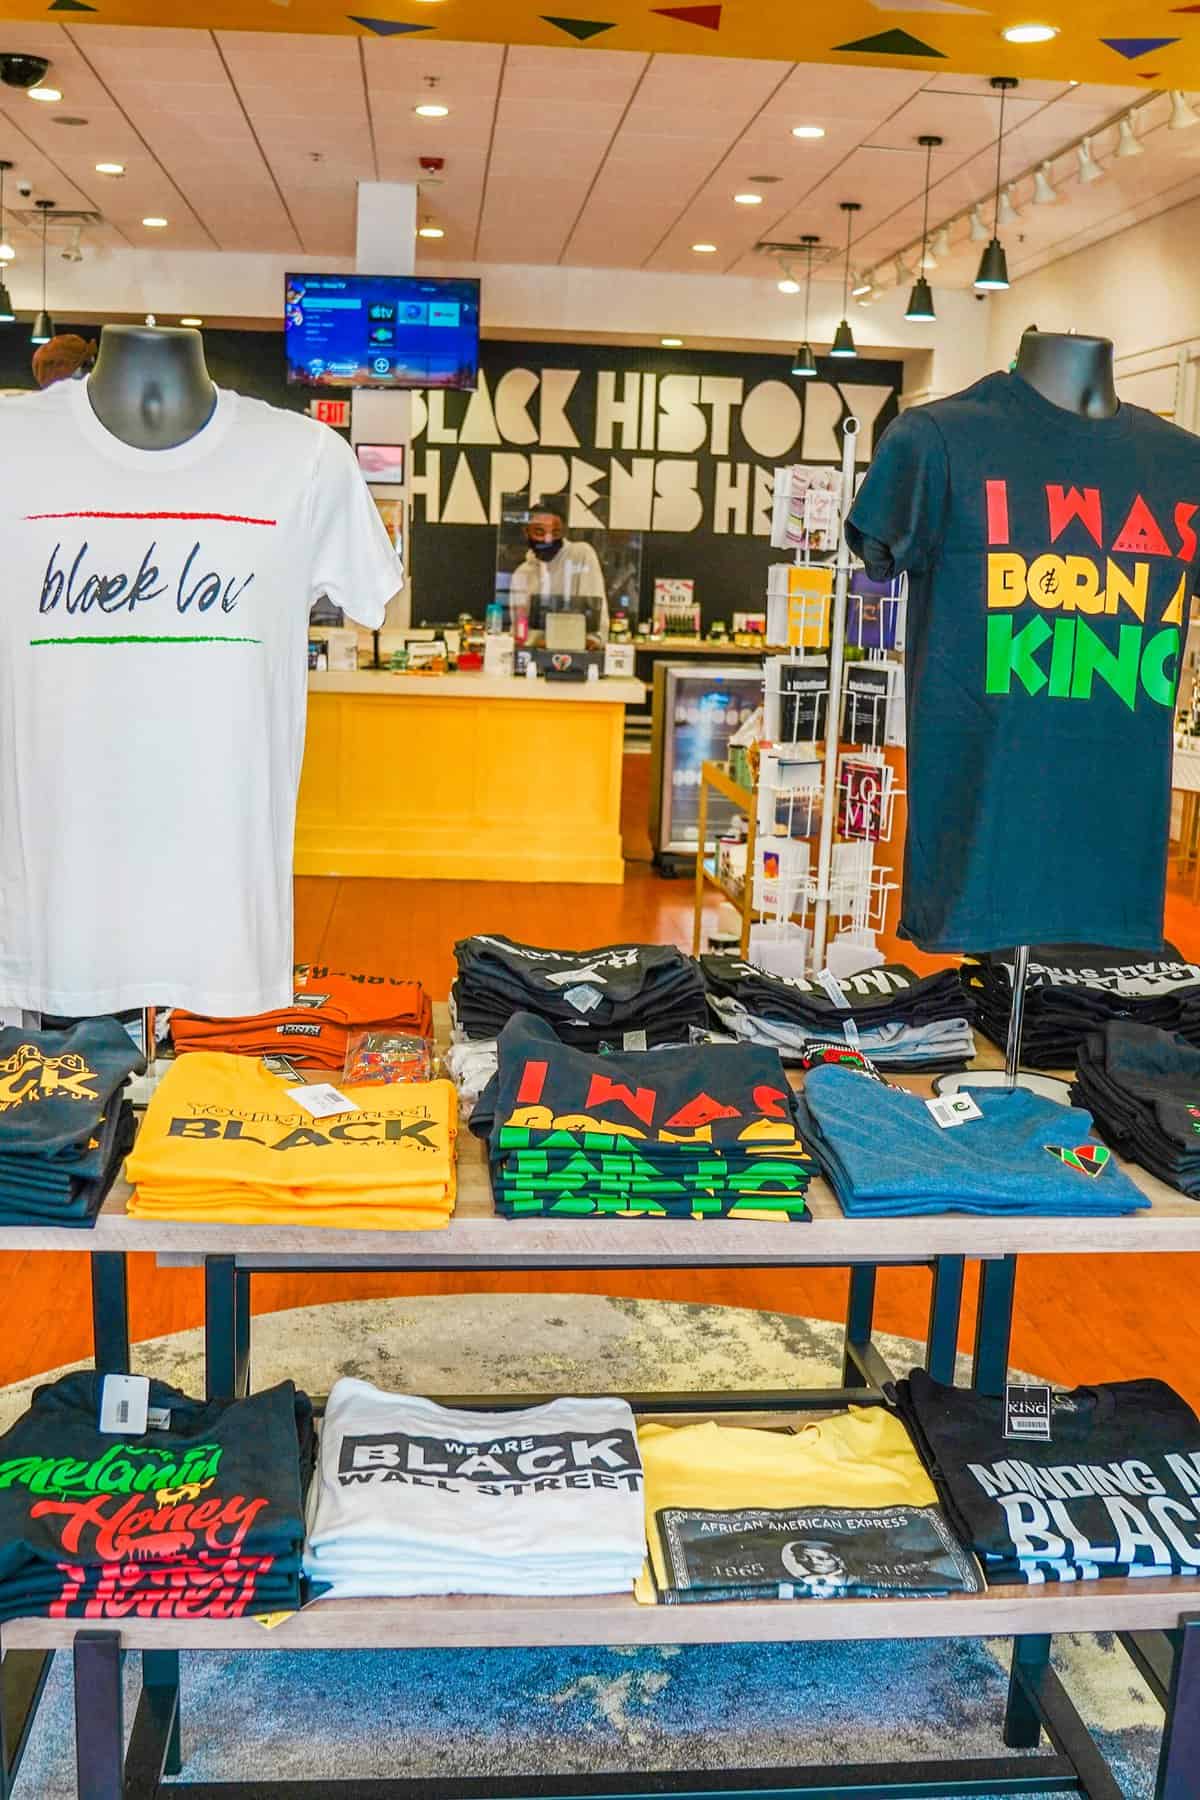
648, 662, 763, 873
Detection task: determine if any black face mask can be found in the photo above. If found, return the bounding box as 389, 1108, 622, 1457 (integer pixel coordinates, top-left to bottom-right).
531, 537, 563, 561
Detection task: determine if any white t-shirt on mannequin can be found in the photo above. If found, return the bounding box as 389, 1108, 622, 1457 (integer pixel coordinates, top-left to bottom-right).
0, 380, 402, 1016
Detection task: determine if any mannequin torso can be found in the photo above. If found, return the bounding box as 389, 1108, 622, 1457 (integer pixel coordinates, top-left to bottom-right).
85, 324, 216, 450
1014, 327, 1118, 419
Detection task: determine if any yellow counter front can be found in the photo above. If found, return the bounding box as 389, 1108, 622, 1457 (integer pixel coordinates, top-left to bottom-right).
296, 670, 645, 884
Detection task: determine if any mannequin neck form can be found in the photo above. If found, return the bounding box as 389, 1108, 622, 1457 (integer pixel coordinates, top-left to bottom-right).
86, 325, 217, 450
1014, 329, 1118, 419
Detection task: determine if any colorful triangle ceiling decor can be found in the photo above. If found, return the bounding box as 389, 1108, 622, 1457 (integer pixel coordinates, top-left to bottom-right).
652, 3, 723, 28
348, 15, 435, 33
1100, 35, 1179, 57
542, 14, 617, 38
48, 1, 97, 11
868, 0, 986, 10
834, 27, 946, 54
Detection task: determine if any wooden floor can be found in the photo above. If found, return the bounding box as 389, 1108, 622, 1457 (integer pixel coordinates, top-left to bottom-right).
8, 828, 1200, 1406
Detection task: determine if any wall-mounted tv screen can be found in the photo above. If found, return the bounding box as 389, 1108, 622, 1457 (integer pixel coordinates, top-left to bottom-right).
284, 273, 480, 390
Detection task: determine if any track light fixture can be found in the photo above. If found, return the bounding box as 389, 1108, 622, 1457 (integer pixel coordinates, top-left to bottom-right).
1032, 161, 1057, 204
1115, 114, 1144, 159
997, 183, 1020, 226
1077, 136, 1103, 184
969, 203, 989, 242
1168, 90, 1200, 131
930, 224, 951, 261
975, 76, 1016, 293
0, 161, 13, 272
831, 202, 859, 358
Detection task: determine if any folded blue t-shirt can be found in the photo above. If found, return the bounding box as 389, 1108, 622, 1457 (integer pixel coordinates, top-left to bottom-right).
798, 1066, 1147, 1216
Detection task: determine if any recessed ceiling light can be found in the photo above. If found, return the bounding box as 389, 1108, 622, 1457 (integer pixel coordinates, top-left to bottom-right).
661, 336, 683, 347
28, 86, 62, 103
1002, 21, 1058, 41
95, 162, 125, 176
180, 316, 203, 326
691, 242, 717, 253
142, 216, 169, 228
418, 222, 445, 238
415, 102, 450, 117
733, 193, 763, 206
0, 243, 13, 264
53, 116, 88, 127
791, 125, 825, 139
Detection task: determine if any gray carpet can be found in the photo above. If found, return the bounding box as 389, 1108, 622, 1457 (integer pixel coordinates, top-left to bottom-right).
1, 1294, 1169, 1797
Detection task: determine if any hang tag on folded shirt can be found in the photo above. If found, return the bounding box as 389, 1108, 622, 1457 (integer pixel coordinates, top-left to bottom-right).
1005, 1383, 1053, 1441
843, 1018, 861, 1048
925, 1092, 983, 1130
815, 968, 852, 1010
287, 1083, 360, 1120
99, 1373, 150, 1436
146, 1405, 173, 1432
563, 983, 604, 1015
623, 1029, 648, 1050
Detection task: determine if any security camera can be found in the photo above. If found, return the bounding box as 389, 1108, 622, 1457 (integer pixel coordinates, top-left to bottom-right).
0, 53, 50, 90
16, 180, 32, 199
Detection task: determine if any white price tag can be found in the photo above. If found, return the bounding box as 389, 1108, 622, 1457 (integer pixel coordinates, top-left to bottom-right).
925, 1092, 983, 1130
99, 1374, 150, 1436
844, 1018, 861, 1048
623, 1029, 648, 1050
287, 1083, 360, 1120
816, 968, 851, 1010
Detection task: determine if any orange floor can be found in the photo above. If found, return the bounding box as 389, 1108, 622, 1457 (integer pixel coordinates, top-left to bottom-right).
6, 831, 1200, 1405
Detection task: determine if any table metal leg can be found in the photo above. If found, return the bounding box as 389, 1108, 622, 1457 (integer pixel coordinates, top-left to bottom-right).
841, 1265, 878, 1388
1156, 1612, 1200, 1798
74, 1630, 124, 1800
973, 1256, 1016, 1397
205, 1256, 240, 1401
235, 1268, 252, 1398
130, 1649, 182, 1783
90, 1254, 130, 1375
0, 1650, 53, 1799
925, 1256, 965, 1385
1004, 1635, 1050, 1748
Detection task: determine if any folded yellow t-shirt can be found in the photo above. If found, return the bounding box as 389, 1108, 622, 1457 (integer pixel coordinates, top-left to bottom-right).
126, 1053, 457, 1227
635, 1411, 937, 1603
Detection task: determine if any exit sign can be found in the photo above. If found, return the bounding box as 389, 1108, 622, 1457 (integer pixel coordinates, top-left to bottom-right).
309, 398, 350, 429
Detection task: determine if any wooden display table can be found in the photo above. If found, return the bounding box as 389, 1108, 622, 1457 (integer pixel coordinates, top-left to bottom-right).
5, 1039, 1200, 1797
296, 671, 644, 885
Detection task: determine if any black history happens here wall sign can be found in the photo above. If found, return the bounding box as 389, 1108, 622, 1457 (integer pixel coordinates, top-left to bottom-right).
408, 340, 902, 627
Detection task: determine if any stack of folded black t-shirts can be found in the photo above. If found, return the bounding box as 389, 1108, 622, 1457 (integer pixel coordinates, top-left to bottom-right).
1073, 1021, 1200, 1196
0, 1372, 315, 1620
897, 1367, 1200, 1584
0, 1019, 143, 1227
470, 1012, 813, 1220
453, 935, 709, 1052
968, 942, 1200, 1070
700, 955, 977, 1073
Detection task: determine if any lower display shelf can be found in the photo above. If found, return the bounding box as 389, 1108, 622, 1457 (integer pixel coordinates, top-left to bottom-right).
5, 1573, 1200, 1652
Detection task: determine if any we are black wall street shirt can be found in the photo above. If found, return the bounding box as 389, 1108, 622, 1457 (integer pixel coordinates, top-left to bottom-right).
846, 372, 1200, 954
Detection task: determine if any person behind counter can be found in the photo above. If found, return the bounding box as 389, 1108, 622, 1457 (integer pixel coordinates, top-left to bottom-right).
509, 498, 609, 647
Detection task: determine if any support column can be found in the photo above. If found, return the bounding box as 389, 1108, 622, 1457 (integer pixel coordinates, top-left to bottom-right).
353, 181, 417, 632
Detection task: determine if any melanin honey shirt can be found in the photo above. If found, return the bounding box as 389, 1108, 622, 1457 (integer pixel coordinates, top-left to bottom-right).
846, 373, 1200, 954
0, 379, 403, 1016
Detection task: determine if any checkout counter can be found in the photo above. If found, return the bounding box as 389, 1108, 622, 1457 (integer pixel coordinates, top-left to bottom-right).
297, 669, 643, 885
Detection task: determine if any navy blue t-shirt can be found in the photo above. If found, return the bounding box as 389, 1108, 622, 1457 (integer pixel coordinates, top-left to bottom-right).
846, 371, 1200, 953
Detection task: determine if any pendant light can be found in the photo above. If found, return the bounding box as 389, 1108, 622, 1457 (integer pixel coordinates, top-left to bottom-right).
906, 135, 940, 323
830, 201, 859, 358
791, 233, 819, 378
0, 163, 13, 324
975, 76, 1017, 293
30, 198, 54, 344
